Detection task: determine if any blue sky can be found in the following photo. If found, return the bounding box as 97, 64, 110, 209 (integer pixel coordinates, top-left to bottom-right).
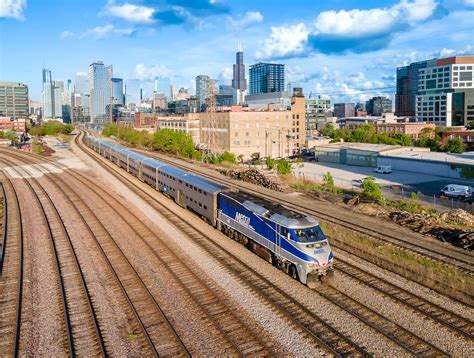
1, 0, 473, 102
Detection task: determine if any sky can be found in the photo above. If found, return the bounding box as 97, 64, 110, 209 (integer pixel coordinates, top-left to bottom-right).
0, 0, 473, 103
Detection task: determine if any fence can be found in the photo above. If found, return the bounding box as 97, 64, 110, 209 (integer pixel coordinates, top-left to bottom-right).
292, 171, 474, 214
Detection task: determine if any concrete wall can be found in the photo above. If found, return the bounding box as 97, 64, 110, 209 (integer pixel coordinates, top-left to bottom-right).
378, 155, 474, 179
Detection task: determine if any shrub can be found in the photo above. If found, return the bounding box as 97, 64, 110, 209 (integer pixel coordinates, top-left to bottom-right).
362, 177, 383, 202
323, 171, 334, 187
276, 159, 292, 175
266, 157, 275, 170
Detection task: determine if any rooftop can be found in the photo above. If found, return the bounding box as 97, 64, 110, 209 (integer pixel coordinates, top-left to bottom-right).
382, 150, 474, 165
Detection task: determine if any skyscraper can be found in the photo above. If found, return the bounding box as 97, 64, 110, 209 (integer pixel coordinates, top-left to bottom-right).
88, 61, 112, 124
196, 75, 211, 111
112, 78, 124, 105
75, 72, 89, 94
249, 62, 285, 95
42, 68, 62, 119
396, 59, 432, 118
0, 82, 29, 119
232, 47, 247, 91
125, 79, 141, 107
154, 76, 171, 101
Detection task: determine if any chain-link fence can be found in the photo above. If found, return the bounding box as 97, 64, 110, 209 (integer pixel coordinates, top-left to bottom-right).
292, 171, 474, 214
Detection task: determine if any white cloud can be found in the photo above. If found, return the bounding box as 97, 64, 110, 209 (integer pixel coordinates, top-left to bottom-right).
60, 25, 134, 40
313, 0, 438, 38
256, 23, 309, 59
135, 63, 172, 81
106, 2, 155, 24
228, 11, 263, 29
0, 0, 26, 21
217, 67, 232, 83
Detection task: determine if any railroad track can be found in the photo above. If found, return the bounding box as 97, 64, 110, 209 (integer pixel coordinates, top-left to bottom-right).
128, 142, 474, 276
62, 170, 276, 356
0, 157, 107, 356
4, 148, 275, 355
77, 131, 450, 356
0, 176, 23, 357
333, 254, 474, 340
1, 153, 189, 356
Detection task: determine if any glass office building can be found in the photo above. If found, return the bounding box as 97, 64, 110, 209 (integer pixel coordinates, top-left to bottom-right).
88, 61, 112, 124
112, 78, 124, 105
154, 76, 171, 101
249, 62, 285, 95
125, 79, 141, 106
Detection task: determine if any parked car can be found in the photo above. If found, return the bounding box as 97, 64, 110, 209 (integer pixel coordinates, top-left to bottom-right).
375, 165, 392, 174
463, 195, 474, 204
352, 177, 380, 187
440, 184, 472, 199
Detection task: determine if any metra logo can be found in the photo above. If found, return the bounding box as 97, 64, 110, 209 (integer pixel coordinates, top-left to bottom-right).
235, 212, 253, 230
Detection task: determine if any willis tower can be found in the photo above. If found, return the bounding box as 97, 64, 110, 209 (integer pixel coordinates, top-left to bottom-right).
232, 43, 247, 104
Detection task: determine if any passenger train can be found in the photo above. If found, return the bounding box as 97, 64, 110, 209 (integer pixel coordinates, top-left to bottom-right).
85, 135, 334, 287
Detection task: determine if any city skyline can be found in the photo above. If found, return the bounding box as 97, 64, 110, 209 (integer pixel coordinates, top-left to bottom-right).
0, 0, 473, 103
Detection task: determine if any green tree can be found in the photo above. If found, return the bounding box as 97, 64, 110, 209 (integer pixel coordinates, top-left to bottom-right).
319, 123, 335, 137
362, 177, 383, 202
348, 124, 375, 143
445, 138, 464, 153
467, 121, 474, 130
5, 130, 19, 145
0, 130, 4, 139
323, 171, 334, 187
276, 159, 292, 175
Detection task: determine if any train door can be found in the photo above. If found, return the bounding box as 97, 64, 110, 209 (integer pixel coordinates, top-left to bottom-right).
176, 189, 186, 208
275, 224, 281, 257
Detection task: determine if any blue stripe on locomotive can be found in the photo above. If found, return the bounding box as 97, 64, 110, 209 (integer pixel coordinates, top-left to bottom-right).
217, 193, 317, 263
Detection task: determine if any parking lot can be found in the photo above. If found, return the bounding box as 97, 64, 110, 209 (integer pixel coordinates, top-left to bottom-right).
293, 161, 473, 197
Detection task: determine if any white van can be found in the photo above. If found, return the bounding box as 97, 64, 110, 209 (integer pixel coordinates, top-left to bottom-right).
375, 165, 392, 174
440, 184, 472, 198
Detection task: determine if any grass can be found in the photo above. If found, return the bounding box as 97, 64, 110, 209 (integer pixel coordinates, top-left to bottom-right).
127, 332, 138, 341
384, 198, 435, 215
285, 176, 344, 195
32, 140, 45, 154
321, 221, 474, 303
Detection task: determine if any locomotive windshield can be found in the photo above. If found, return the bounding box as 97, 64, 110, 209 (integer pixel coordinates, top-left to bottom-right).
293, 226, 326, 242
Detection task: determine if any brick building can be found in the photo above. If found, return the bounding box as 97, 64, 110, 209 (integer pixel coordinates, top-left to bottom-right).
374, 122, 436, 140
0, 117, 27, 132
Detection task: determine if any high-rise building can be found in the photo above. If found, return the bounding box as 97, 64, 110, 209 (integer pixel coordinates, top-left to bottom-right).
42, 68, 62, 119
88, 61, 112, 124
154, 76, 171, 101
396, 59, 433, 118
125, 79, 141, 107
75, 72, 89, 94
249, 62, 285, 95
416, 56, 474, 126
232, 48, 247, 91
196, 75, 211, 111
366, 96, 393, 116
0, 82, 29, 119
334, 103, 355, 118
112, 78, 124, 105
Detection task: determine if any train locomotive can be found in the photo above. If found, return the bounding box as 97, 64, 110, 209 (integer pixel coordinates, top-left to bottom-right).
85, 135, 334, 287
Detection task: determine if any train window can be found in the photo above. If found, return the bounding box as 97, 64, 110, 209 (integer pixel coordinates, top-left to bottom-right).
179, 180, 182, 184
198, 189, 202, 193
204, 192, 207, 196
204, 205, 207, 210
199, 203, 202, 207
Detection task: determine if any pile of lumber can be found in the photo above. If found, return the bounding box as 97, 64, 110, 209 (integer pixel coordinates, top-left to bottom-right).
219, 168, 282, 192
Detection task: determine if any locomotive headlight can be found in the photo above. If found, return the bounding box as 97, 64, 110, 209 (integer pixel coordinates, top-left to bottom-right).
306, 244, 314, 248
